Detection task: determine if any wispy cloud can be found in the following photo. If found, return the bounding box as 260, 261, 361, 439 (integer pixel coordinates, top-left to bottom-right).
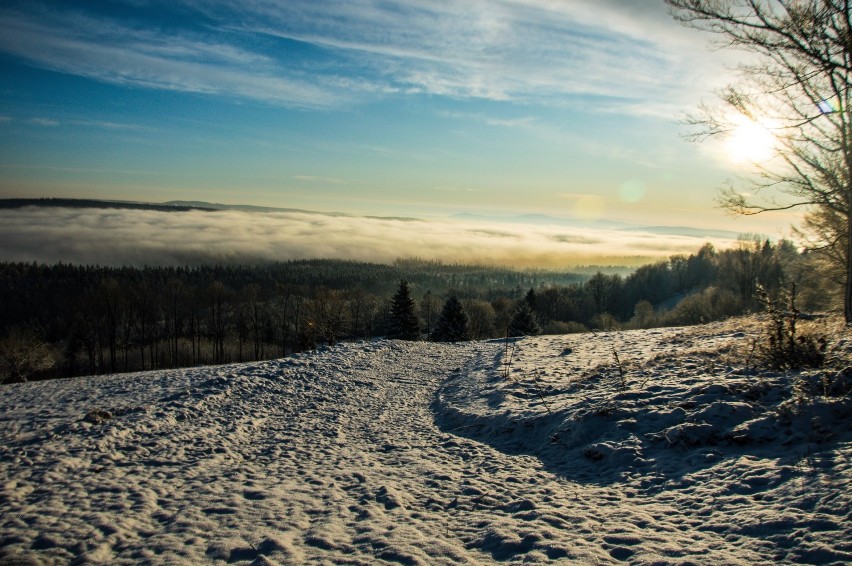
293, 175, 346, 185
433, 186, 480, 193
0, 1, 734, 114
0, 206, 739, 269
227, 0, 696, 106
436, 111, 538, 130
28, 117, 60, 127
68, 120, 153, 131
0, 7, 345, 108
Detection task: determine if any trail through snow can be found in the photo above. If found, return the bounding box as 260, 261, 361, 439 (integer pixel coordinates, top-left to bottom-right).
1, 318, 851, 564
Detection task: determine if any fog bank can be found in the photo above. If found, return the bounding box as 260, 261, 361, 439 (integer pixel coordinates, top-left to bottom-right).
0, 207, 737, 268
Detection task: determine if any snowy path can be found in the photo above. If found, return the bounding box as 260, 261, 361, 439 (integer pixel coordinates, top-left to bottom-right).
1, 322, 851, 564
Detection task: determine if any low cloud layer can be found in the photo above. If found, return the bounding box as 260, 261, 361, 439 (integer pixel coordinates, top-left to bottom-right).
0, 207, 737, 269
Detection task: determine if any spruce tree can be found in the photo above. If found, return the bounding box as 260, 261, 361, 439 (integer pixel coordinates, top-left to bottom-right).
431, 296, 470, 343
388, 280, 420, 340
508, 300, 540, 337
524, 288, 537, 309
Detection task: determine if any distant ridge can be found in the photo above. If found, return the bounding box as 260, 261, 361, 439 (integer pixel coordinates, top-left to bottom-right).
451, 212, 631, 230
162, 200, 334, 215
0, 198, 210, 212
0, 198, 422, 222
164, 201, 423, 222
451, 211, 744, 240
617, 225, 743, 240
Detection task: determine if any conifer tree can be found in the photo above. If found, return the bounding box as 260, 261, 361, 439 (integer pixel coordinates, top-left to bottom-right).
432, 296, 470, 342
524, 288, 537, 309
388, 280, 420, 340
508, 300, 540, 337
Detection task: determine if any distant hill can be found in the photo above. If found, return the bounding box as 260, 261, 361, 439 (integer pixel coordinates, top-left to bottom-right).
617, 225, 743, 240
0, 198, 211, 212
163, 200, 333, 215
451, 211, 744, 240
451, 212, 631, 230
164, 201, 422, 222
0, 198, 423, 222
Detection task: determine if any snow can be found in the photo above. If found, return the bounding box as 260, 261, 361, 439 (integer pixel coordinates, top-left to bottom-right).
1, 317, 851, 564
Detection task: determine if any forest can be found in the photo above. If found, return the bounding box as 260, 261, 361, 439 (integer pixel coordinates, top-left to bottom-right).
0, 237, 836, 382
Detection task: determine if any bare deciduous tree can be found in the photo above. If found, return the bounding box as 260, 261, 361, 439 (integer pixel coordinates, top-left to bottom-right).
0, 329, 55, 383
666, 0, 852, 320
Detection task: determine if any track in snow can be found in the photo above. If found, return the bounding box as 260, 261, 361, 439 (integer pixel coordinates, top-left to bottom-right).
1, 329, 850, 564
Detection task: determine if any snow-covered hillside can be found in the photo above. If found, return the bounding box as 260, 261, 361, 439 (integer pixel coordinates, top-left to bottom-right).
1, 318, 850, 564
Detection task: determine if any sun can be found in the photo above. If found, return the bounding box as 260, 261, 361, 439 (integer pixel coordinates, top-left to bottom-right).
725, 117, 777, 164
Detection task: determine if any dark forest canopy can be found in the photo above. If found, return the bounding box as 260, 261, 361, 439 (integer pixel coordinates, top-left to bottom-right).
0, 238, 838, 382
0, 197, 211, 213
0, 197, 392, 217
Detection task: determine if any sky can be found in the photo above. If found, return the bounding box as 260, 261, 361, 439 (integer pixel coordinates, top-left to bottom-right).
0, 0, 800, 260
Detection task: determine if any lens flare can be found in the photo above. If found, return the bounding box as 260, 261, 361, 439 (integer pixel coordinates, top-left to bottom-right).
618, 180, 646, 204
818, 97, 841, 114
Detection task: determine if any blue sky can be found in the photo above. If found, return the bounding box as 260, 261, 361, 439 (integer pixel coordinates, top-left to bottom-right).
0, 0, 796, 235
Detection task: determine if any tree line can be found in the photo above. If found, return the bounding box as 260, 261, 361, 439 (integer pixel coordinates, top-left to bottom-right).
0, 238, 836, 382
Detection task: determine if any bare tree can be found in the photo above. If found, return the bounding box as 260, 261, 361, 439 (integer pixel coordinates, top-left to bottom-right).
666, 0, 852, 320
207, 281, 230, 363
243, 284, 264, 360
420, 290, 441, 337
309, 289, 349, 346
99, 278, 122, 373
0, 329, 55, 383
462, 298, 497, 339
274, 283, 294, 357
347, 288, 377, 341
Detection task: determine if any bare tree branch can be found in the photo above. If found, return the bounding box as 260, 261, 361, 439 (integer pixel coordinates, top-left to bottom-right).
666, 0, 852, 320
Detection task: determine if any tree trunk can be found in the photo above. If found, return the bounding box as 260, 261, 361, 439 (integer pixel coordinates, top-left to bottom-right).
846, 185, 852, 323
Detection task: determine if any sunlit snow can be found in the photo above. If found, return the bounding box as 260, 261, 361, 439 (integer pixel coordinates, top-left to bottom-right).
1, 317, 850, 564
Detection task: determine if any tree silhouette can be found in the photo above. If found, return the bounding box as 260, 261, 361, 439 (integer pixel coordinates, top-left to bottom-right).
420, 290, 440, 336
524, 288, 537, 309
388, 280, 420, 340
667, 0, 852, 321
432, 296, 470, 342
508, 300, 540, 337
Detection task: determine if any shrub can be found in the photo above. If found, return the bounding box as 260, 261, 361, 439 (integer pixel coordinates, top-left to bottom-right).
0, 329, 56, 383
590, 313, 620, 331
755, 284, 826, 370
541, 320, 588, 335
662, 286, 741, 326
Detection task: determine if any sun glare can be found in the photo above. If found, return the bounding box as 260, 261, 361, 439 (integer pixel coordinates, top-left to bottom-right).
725, 117, 776, 164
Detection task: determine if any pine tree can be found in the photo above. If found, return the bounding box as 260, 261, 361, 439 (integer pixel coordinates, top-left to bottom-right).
508, 300, 540, 337
387, 280, 420, 340
431, 296, 470, 343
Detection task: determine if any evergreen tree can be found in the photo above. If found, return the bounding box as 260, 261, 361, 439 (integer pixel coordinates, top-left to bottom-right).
387, 280, 420, 340
431, 296, 470, 342
508, 300, 540, 337
524, 288, 537, 309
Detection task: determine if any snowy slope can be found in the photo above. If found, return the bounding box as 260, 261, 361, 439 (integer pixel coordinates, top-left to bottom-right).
1, 318, 850, 565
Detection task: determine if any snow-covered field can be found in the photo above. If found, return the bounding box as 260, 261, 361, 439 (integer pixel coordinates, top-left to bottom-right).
1, 317, 851, 565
